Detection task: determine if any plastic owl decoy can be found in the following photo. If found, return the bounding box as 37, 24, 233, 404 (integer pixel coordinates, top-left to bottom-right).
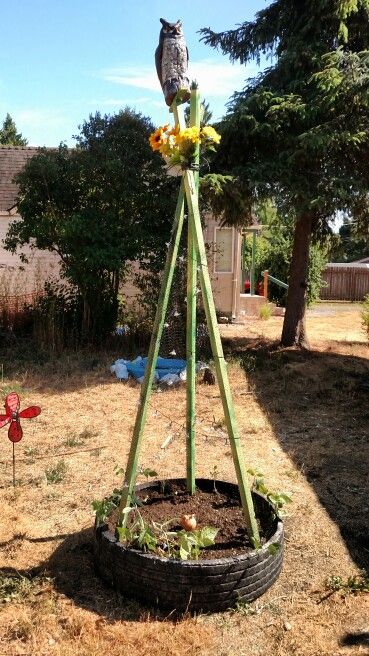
155, 18, 191, 106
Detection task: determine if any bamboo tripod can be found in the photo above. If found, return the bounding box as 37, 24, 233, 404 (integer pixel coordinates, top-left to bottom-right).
119, 88, 259, 543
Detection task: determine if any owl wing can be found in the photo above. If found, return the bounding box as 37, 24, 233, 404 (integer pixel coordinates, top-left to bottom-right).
155, 43, 163, 87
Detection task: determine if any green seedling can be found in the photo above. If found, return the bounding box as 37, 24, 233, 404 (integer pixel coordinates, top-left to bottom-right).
247, 468, 292, 519
177, 526, 218, 560
115, 505, 218, 561
116, 507, 158, 553
92, 488, 122, 526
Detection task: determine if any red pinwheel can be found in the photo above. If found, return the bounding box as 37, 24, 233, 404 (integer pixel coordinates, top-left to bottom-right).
0, 392, 41, 443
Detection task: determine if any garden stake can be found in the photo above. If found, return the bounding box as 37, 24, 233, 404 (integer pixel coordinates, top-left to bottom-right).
184, 83, 200, 495
118, 23, 260, 544
182, 166, 259, 541
119, 180, 186, 514
0, 392, 41, 487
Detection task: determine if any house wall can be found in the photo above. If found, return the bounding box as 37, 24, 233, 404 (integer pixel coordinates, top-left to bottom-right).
0, 212, 241, 318
203, 216, 241, 317
0, 213, 60, 297
119, 218, 242, 318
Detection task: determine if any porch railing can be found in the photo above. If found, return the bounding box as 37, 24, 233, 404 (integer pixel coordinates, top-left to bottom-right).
262, 270, 288, 299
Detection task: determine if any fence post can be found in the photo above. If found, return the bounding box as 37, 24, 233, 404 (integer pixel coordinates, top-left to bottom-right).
263, 270, 269, 300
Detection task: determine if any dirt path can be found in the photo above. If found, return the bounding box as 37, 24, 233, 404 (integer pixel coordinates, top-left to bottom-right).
222, 302, 367, 352
0, 303, 368, 656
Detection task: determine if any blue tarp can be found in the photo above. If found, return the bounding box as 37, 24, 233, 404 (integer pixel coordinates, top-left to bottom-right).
127, 357, 186, 380
111, 356, 187, 384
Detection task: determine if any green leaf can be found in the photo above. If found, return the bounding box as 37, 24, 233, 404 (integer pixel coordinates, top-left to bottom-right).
198, 526, 218, 547
179, 544, 190, 560
268, 542, 281, 555
116, 526, 131, 542
141, 468, 158, 479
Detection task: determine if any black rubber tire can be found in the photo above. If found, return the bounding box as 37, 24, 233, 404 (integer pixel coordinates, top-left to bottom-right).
93, 478, 284, 613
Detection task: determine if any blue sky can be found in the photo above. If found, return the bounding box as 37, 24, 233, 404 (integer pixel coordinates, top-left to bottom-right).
0, 0, 265, 146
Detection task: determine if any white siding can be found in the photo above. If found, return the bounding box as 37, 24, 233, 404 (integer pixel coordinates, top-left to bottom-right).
0, 214, 60, 295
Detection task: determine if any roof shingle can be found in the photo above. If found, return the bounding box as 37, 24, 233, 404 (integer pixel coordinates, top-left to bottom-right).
0, 146, 39, 212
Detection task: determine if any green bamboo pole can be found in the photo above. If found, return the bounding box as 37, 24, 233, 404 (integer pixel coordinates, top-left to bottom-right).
185, 86, 200, 494
118, 182, 185, 515
182, 169, 260, 543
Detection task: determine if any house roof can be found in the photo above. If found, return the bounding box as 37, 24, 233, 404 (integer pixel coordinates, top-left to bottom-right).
352, 256, 369, 264
326, 262, 369, 268
0, 146, 39, 213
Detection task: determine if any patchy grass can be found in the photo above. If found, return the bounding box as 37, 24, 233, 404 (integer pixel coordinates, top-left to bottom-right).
0, 304, 368, 655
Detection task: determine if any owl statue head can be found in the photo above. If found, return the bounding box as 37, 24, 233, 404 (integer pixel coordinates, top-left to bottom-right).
159, 18, 183, 36
155, 17, 190, 106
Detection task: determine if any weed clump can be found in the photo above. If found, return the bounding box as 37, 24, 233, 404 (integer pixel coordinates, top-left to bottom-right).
259, 304, 272, 320
45, 460, 67, 484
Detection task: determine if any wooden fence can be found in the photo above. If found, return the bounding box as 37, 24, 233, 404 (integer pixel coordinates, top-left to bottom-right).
320, 265, 369, 301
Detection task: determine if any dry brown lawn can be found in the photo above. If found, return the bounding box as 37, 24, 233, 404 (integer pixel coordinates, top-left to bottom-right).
0, 302, 368, 656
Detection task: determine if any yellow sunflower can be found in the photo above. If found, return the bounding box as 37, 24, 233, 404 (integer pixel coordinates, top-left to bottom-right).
177, 126, 201, 146
201, 125, 221, 144
149, 124, 170, 151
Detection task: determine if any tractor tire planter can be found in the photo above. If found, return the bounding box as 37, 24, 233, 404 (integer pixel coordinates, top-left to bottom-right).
93, 478, 284, 613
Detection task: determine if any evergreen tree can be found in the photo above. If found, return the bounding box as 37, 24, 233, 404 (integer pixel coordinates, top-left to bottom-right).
201, 1, 369, 346
184, 98, 213, 127
0, 113, 28, 146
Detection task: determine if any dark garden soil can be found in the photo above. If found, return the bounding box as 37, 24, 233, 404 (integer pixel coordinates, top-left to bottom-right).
108, 480, 276, 559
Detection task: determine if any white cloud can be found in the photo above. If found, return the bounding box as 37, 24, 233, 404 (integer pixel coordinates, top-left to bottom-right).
90, 96, 164, 108
103, 67, 159, 92
102, 59, 256, 99
8, 108, 74, 147
14, 108, 66, 129
189, 60, 253, 97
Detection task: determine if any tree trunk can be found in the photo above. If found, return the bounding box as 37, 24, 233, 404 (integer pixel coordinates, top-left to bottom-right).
281, 213, 313, 348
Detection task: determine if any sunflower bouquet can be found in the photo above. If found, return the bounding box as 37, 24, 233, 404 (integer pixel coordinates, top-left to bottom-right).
149, 123, 221, 170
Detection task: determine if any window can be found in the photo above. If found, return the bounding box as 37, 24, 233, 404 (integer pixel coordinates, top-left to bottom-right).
214, 227, 233, 273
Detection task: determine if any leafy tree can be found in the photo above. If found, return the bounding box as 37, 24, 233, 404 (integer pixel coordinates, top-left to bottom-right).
0, 113, 28, 146
242, 201, 327, 306
4, 109, 176, 342
330, 216, 369, 261
201, 1, 369, 347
